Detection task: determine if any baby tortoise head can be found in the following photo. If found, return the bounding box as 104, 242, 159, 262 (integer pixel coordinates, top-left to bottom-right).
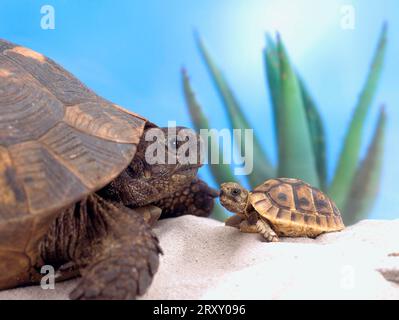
219, 182, 249, 214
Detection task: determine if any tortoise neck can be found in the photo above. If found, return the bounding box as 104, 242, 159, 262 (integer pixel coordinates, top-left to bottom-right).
244, 195, 252, 215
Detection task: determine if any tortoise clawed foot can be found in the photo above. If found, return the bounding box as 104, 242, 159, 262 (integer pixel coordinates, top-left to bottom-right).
238, 220, 258, 233
65, 198, 162, 300
156, 178, 219, 218
256, 220, 279, 243
70, 250, 159, 300
262, 233, 279, 243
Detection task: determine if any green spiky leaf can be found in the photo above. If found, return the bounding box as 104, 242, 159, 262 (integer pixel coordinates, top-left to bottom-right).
329, 24, 387, 208
264, 34, 282, 155
342, 107, 386, 225
195, 32, 275, 187
265, 35, 326, 190
182, 69, 237, 185
299, 78, 327, 190
276, 35, 319, 187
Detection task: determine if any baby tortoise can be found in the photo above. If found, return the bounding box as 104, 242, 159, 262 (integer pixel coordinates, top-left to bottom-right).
0, 39, 218, 299
220, 178, 345, 242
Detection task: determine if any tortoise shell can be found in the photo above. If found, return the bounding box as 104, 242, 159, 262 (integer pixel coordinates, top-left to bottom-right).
0, 39, 147, 288
0, 39, 147, 220
249, 178, 344, 237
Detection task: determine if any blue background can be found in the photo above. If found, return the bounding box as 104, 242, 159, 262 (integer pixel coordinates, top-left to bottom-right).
1, 0, 398, 219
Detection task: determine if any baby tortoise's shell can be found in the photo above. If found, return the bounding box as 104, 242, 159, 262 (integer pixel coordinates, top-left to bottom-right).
0, 39, 147, 288
250, 178, 344, 238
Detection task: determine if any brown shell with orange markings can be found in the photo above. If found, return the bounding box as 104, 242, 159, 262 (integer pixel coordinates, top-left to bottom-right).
0, 39, 147, 288
249, 178, 345, 238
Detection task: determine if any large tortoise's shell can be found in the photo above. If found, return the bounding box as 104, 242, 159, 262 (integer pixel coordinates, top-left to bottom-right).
0, 39, 147, 221
250, 178, 344, 236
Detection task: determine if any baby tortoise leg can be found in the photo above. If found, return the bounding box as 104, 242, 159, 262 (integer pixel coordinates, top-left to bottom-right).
154, 178, 219, 219
256, 218, 279, 242
224, 212, 277, 241
225, 215, 258, 233
239, 211, 260, 233
239, 220, 259, 233
225, 215, 245, 229
40, 193, 162, 300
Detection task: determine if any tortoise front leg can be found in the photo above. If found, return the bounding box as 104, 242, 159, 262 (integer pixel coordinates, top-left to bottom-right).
40, 193, 161, 300
154, 178, 219, 219
241, 212, 279, 242
225, 214, 245, 229
225, 214, 258, 233
225, 212, 277, 240
256, 218, 279, 242
225, 215, 279, 241
239, 220, 259, 233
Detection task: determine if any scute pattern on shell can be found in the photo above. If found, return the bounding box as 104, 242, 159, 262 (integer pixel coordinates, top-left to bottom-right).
0, 39, 147, 220
250, 178, 344, 233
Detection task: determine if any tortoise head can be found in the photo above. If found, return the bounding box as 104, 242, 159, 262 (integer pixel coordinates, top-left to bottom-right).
101, 126, 203, 206
219, 182, 249, 214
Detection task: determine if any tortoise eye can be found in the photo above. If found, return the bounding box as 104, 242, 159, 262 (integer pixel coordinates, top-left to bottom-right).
169, 137, 178, 150
232, 188, 241, 196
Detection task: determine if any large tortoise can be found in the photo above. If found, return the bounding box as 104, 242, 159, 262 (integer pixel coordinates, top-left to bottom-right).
220, 178, 345, 242
0, 39, 218, 299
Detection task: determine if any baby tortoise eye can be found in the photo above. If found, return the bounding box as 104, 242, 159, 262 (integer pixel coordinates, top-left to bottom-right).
231, 188, 241, 196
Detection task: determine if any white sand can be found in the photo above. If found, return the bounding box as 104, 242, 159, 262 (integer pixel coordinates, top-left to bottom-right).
1, 216, 399, 300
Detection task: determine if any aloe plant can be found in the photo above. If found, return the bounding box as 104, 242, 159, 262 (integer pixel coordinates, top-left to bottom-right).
274, 36, 320, 187
182, 68, 236, 185
342, 106, 386, 225
329, 23, 387, 209
195, 32, 275, 186
183, 25, 387, 224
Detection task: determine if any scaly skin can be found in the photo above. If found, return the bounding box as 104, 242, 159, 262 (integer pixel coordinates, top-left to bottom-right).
39, 127, 218, 300
155, 178, 219, 219
41, 194, 161, 300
